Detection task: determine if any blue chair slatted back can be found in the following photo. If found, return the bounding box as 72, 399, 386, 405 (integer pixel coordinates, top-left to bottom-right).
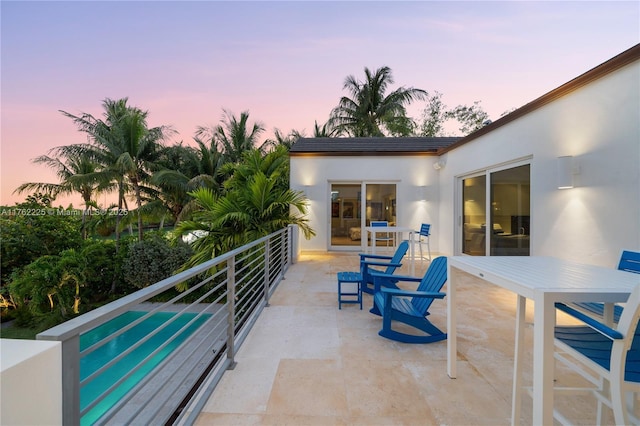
411, 256, 448, 315
608, 286, 640, 383
620, 251, 640, 381
384, 241, 409, 274
618, 250, 640, 274
419, 223, 431, 237
572, 250, 640, 321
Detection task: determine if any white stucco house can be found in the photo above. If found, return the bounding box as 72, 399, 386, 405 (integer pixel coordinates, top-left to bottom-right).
290, 43, 639, 267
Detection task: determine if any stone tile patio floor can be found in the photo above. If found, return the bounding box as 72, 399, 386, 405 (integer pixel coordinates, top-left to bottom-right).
195, 252, 625, 425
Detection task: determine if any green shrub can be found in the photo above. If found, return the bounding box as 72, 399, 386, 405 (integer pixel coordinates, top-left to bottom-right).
76, 239, 119, 300
8, 255, 68, 316
122, 234, 192, 289
1, 206, 83, 284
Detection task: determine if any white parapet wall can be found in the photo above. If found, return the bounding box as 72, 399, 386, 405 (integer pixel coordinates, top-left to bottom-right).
1, 338, 62, 425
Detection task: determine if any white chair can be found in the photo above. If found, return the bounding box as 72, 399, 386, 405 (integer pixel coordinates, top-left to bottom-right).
552, 284, 640, 425
412, 223, 431, 261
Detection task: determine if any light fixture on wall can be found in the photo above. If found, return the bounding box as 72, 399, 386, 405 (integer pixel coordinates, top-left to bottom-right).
557, 156, 575, 189
433, 159, 446, 170
416, 186, 427, 201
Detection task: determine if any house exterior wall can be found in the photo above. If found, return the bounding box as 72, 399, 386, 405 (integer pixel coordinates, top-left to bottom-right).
290, 155, 444, 252
438, 59, 639, 267
290, 57, 639, 267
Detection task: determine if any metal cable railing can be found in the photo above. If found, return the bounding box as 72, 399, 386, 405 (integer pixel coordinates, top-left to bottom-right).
37, 226, 293, 425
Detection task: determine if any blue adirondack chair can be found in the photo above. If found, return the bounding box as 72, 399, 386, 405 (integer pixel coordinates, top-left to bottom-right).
370, 256, 448, 344
570, 250, 640, 322
359, 241, 409, 294
553, 283, 640, 425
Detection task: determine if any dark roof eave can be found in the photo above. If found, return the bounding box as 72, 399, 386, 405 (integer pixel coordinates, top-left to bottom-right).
289, 150, 440, 157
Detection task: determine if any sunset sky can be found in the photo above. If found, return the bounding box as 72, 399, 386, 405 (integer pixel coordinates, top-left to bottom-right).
2, 1, 638, 207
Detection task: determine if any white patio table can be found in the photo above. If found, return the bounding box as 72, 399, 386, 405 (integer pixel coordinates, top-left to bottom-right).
365, 226, 415, 275
447, 256, 640, 426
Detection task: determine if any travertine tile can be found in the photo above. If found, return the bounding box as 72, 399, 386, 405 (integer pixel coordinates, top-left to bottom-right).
266, 359, 349, 416
195, 252, 631, 426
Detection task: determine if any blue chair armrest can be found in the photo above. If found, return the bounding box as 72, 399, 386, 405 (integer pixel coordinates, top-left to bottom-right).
381, 287, 446, 299
362, 260, 403, 268
360, 253, 393, 261
555, 302, 623, 340
369, 272, 422, 283
371, 272, 421, 293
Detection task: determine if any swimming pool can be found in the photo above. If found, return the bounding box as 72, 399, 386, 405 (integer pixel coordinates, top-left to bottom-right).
79, 311, 211, 425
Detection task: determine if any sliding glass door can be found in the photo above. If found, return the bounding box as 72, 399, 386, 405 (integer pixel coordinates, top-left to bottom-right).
330, 183, 361, 248
460, 163, 530, 256
330, 182, 397, 250
462, 175, 487, 255
490, 165, 530, 256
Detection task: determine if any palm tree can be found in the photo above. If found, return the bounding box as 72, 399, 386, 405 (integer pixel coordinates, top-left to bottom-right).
196, 109, 268, 164
329, 66, 426, 137
176, 146, 314, 269
150, 140, 226, 223
266, 128, 305, 150
313, 120, 338, 138
61, 97, 173, 242
14, 145, 105, 238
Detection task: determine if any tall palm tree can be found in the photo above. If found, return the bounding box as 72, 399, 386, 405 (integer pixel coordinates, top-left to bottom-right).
313, 120, 338, 138
14, 145, 105, 238
266, 128, 305, 150
150, 139, 226, 222
61, 97, 173, 242
196, 109, 267, 164
329, 66, 426, 137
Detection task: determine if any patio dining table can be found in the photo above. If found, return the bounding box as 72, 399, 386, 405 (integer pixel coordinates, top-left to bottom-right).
447, 256, 640, 426
365, 226, 416, 274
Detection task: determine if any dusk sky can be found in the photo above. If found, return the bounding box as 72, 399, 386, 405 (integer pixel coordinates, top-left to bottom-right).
2, 1, 638, 207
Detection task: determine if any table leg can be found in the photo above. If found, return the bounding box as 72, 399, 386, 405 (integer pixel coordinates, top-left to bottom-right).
371, 231, 377, 254
603, 302, 614, 326
409, 231, 415, 275
511, 295, 526, 426
532, 293, 555, 425
447, 264, 457, 378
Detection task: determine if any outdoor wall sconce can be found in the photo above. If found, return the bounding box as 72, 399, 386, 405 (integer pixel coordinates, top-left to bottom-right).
417, 186, 427, 201
557, 156, 576, 189
433, 159, 446, 170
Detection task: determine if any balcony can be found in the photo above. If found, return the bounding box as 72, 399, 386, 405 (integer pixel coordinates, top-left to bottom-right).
190, 252, 619, 425
2, 231, 628, 425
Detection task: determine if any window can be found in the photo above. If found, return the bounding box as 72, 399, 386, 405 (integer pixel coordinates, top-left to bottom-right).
460, 163, 530, 256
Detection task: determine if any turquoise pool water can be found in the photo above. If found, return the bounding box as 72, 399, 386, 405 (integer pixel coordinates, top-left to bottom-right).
80, 311, 210, 425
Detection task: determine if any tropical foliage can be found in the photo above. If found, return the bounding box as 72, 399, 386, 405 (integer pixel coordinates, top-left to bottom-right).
1, 202, 83, 285
176, 146, 315, 269
195, 109, 270, 164
329, 66, 426, 137
122, 233, 192, 289
14, 147, 103, 238
60, 97, 173, 242
6, 67, 494, 332
417, 92, 490, 137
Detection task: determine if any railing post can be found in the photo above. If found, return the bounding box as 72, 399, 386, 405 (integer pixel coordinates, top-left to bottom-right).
283, 228, 289, 268
288, 224, 297, 265
61, 335, 81, 425
264, 238, 271, 306
226, 255, 237, 369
